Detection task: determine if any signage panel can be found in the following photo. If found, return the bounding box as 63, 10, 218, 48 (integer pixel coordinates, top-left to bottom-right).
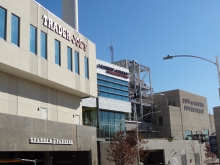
209, 135, 218, 153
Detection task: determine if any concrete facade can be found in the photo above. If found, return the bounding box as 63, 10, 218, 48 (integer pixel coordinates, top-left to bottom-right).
0, 0, 97, 124
154, 89, 213, 140
0, 112, 97, 164
0, 0, 98, 164
213, 106, 220, 163
100, 139, 208, 165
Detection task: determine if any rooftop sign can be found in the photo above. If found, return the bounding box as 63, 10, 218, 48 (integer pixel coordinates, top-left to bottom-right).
42, 15, 87, 51
97, 64, 129, 79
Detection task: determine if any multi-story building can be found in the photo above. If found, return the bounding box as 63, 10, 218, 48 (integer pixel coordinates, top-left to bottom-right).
0, 0, 97, 164
82, 59, 131, 139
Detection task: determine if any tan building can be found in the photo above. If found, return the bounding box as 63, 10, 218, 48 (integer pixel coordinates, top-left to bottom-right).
153, 89, 214, 140
0, 0, 97, 164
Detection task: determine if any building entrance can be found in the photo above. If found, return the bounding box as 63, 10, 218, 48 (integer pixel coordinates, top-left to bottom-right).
0, 151, 91, 165
143, 150, 164, 165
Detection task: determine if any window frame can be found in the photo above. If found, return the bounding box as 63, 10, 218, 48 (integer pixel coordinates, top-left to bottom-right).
74, 51, 80, 74
11, 13, 20, 46
40, 31, 47, 59
67, 46, 73, 71
30, 24, 37, 55
55, 39, 61, 66
0, 6, 7, 40
84, 57, 89, 79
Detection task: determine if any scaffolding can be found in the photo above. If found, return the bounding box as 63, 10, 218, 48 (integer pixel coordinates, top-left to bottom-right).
113, 60, 154, 123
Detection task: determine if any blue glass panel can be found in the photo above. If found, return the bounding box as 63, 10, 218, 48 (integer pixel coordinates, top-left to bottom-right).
30, 25, 37, 54
123, 97, 129, 101
84, 57, 89, 78
67, 47, 72, 71
99, 86, 108, 92
108, 82, 115, 87
108, 88, 115, 93
109, 93, 115, 99
11, 14, 19, 46
115, 84, 121, 89
121, 80, 128, 85
74, 51, 79, 74
100, 92, 108, 97
40, 31, 47, 59
55, 40, 60, 65
100, 75, 107, 80
115, 79, 121, 84
97, 74, 101, 78
108, 77, 115, 82
115, 89, 122, 94
116, 95, 122, 100
100, 80, 107, 86
121, 86, 128, 91
0, 7, 6, 40
123, 91, 129, 96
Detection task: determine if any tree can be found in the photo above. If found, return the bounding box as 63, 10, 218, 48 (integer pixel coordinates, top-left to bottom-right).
106, 129, 148, 165
82, 107, 97, 126
203, 143, 218, 158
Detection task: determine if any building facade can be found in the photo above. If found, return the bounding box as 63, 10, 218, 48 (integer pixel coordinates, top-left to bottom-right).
0, 0, 97, 164
82, 59, 131, 139
153, 89, 214, 140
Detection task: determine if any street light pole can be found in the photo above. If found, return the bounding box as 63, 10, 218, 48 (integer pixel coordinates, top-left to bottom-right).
136, 111, 161, 165
163, 55, 220, 99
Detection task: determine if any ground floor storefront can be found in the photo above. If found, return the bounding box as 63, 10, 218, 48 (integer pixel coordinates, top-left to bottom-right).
0, 113, 97, 165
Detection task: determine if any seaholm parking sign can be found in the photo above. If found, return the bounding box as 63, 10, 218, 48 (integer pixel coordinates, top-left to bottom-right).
209, 135, 218, 153
30, 137, 73, 145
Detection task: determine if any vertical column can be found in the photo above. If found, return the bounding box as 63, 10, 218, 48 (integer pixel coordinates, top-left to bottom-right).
62, 0, 78, 31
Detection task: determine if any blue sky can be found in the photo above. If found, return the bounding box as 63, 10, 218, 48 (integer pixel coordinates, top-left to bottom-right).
36, 0, 220, 113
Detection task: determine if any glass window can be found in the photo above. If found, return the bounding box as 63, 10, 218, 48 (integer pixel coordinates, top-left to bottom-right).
108, 77, 115, 82
121, 80, 128, 85
99, 92, 108, 97
115, 84, 121, 89
100, 75, 107, 80
108, 82, 115, 88
158, 117, 163, 126
99, 80, 107, 86
108, 88, 115, 93
0, 7, 6, 40
40, 31, 47, 59
123, 97, 129, 101
84, 57, 89, 78
55, 40, 60, 65
67, 47, 72, 71
185, 130, 192, 140
74, 51, 79, 74
30, 25, 37, 54
123, 91, 129, 96
116, 89, 122, 94
11, 14, 19, 46
121, 85, 128, 91
99, 86, 108, 92
116, 95, 122, 100
115, 79, 121, 84
109, 93, 115, 99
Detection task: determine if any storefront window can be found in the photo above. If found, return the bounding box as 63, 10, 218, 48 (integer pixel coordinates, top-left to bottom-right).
185, 130, 192, 140
98, 110, 125, 139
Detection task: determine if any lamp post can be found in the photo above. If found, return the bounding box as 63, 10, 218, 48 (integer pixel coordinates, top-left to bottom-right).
163, 55, 220, 99
136, 111, 161, 165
